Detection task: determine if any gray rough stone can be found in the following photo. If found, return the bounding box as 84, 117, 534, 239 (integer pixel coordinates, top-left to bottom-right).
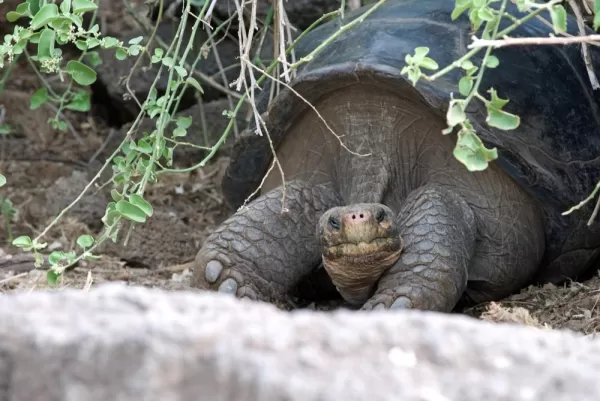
0, 283, 599, 401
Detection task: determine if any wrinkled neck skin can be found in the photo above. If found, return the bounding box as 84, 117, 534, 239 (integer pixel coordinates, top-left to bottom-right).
315, 91, 423, 304
260, 85, 467, 303
321, 239, 403, 305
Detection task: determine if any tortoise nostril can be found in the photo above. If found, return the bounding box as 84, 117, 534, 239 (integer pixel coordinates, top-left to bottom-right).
360, 213, 364, 218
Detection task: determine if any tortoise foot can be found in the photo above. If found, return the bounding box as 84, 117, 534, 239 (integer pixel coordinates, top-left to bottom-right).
192, 181, 342, 304
361, 292, 413, 310
193, 249, 265, 301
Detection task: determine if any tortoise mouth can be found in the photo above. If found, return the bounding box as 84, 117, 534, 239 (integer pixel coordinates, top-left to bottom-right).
321, 236, 404, 305
323, 237, 401, 258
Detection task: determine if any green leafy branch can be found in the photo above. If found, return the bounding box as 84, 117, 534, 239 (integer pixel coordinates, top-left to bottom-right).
401, 0, 600, 225
1, 0, 144, 133
401, 0, 567, 172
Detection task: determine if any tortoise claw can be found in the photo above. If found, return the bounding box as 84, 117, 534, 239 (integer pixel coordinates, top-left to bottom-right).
205, 260, 223, 283
362, 291, 413, 311
218, 278, 238, 294
391, 296, 412, 309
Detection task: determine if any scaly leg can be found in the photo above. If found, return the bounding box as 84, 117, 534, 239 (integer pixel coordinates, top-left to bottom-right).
192, 181, 342, 303
362, 185, 477, 312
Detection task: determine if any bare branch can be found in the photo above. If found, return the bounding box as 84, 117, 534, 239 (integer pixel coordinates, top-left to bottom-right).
567, 0, 600, 89
468, 33, 600, 48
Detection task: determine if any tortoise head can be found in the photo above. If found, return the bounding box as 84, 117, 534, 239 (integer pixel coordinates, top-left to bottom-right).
317, 203, 403, 305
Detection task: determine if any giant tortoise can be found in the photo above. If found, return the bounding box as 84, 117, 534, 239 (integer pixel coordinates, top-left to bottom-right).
192, 0, 600, 312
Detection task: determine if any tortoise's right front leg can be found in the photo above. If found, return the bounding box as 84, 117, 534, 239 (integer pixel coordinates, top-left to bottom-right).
192, 181, 342, 303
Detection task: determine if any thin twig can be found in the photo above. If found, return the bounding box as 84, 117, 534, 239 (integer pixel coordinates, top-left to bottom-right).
567, 0, 599, 89
203, 0, 218, 23
88, 128, 116, 165
246, 59, 370, 157
206, 30, 239, 138
468, 34, 600, 48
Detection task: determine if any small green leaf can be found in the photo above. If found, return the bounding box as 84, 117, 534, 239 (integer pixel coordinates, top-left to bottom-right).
132, 138, 152, 153
46, 270, 61, 285
486, 108, 520, 130
162, 56, 174, 67
6, 12, 23, 22
453, 129, 498, 172
102, 209, 121, 227
86, 37, 101, 49
72, 0, 97, 14
101, 37, 120, 49
413, 47, 429, 63
64, 91, 90, 112
48, 16, 72, 30
0, 174, 6, 187
12, 235, 32, 248
174, 65, 188, 77
37, 28, 55, 59
60, 0, 72, 14
128, 45, 140, 56
485, 87, 520, 130
485, 55, 499, 68
129, 194, 153, 217
176, 116, 192, 129
477, 7, 495, 22
30, 3, 60, 30
27, 0, 41, 15
173, 127, 187, 137
594, 12, 600, 31
66, 60, 97, 85
128, 36, 143, 45
115, 200, 147, 223
460, 60, 475, 70
458, 76, 473, 97
30, 87, 48, 109
446, 99, 466, 127
75, 40, 88, 51
49, 251, 66, 265
451, 0, 470, 20
76, 234, 94, 248
549, 5, 567, 34
419, 57, 439, 71
0, 124, 11, 135
487, 88, 509, 109
110, 189, 123, 202
185, 77, 204, 93
115, 48, 128, 60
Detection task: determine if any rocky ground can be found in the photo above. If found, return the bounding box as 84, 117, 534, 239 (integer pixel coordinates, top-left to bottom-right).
1, 0, 600, 338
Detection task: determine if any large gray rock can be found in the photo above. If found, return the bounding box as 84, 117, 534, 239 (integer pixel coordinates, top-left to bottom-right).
0, 283, 599, 400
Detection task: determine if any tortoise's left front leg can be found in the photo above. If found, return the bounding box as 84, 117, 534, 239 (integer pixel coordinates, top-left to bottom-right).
362, 185, 477, 312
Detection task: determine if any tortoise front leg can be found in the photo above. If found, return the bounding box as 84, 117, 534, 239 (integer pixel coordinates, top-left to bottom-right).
192, 181, 342, 304
362, 185, 477, 312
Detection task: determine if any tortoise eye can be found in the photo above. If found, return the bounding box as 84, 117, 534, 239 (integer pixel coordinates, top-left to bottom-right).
328, 216, 341, 230
376, 209, 386, 223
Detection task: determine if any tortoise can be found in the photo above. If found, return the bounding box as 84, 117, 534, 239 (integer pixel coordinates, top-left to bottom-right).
191, 0, 600, 312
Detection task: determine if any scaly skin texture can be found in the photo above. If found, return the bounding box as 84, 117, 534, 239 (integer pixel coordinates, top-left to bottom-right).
361, 186, 475, 311
192, 181, 342, 303
194, 84, 547, 312
317, 203, 403, 305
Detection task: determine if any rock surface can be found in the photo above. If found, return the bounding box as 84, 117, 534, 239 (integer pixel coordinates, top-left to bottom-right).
1, 284, 600, 400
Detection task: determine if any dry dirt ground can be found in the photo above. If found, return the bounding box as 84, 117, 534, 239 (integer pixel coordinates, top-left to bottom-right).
2, 3, 600, 338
